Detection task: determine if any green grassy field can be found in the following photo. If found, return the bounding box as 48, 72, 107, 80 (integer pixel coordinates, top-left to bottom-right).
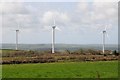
2, 61, 118, 78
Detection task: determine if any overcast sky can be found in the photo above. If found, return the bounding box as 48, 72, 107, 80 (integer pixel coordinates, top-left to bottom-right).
0, 0, 119, 44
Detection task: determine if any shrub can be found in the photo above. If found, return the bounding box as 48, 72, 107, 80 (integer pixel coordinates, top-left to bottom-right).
65, 49, 71, 54
104, 54, 107, 56
113, 50, 119, 56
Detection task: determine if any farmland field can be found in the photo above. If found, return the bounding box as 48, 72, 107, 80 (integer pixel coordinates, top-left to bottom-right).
2, 61, 118, 78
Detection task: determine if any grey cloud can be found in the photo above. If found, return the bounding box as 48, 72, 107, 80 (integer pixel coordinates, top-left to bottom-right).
1, 2, 118, 34
0, 2, 29, 14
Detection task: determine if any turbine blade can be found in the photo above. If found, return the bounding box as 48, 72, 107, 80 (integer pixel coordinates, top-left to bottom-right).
54, 19, 55, 26
99, 31, 102, 35
43, 26, 51, 31
56, 27, 61, 31
18, 24, 20, 30
106, 33, 109, 38
104, 25, 107, 31
53, 16, 56, 26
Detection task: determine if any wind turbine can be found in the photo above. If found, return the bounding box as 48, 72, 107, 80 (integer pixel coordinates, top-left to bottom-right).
102, 25, 108, 54
15, 29, 19, 50
52, 19, 56, 53
15, 22, 20, 50
10, 25, 20, 50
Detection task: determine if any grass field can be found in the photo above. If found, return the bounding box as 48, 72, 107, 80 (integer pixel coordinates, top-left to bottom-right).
2, 61, 118, 78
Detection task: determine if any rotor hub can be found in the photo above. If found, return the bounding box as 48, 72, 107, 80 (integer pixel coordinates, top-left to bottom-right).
52, 26, 56, 29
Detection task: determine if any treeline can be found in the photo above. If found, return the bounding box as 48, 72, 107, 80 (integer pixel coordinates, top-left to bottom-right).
1, 49, 119, 64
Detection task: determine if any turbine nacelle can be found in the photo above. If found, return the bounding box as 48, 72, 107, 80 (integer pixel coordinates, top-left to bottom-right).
103, 30, 106, 33
16, 30, 19, 32
52, 26, 56, 29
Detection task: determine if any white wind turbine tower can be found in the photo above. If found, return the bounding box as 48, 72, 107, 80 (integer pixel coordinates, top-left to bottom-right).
50, 16, 61, 53
52, 19, 56, 53
15, 29, 19, 50
102, 25, 108, 54
15, 23, 20, 50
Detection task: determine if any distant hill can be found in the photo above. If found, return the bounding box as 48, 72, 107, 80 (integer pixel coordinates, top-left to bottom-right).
0, 44, 118, 51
